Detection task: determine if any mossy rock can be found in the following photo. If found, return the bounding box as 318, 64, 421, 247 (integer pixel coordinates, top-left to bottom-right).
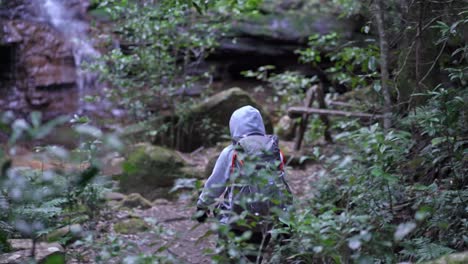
114, 218, 150, 234
275, 115, 296, 140
119, 143, 198, 200
176, 88, 273, 152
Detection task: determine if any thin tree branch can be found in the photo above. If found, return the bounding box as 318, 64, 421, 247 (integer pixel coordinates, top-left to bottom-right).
418, 39, 448, 86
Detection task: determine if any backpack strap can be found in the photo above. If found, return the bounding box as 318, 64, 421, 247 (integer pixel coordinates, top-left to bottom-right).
230, 150, 245, 174
230, 151, 236, 173
279, 150, 285, 171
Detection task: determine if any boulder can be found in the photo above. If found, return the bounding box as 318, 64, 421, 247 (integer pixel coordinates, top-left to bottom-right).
174, 87, 273, 152
118, 143, 200, 200
113, 218, 150, 235
275, 115, 296, 140
1, 239, 65, 264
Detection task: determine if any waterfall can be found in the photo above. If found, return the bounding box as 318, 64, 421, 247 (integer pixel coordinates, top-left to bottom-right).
40, 0, 99, 114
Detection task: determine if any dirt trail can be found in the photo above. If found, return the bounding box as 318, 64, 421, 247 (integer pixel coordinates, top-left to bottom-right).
8, 144, 325, 263
70, 163, 323, 263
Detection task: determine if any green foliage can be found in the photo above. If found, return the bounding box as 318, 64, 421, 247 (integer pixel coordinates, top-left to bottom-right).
243, 65, 316, 111
297, 32, 380, 90
0, 229, 10, 253
280, 84, 467, 262
0, 112, 122, 258
305, 118, 327, 143
91, 0, 264, 148
92, 0, 224, 121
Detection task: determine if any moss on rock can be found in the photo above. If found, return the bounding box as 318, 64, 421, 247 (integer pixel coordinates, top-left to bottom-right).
114, 218, 150, 234
119, 143, 199, 200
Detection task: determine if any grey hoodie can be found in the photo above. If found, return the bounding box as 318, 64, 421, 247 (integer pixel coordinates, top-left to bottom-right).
197, 105, 266, 211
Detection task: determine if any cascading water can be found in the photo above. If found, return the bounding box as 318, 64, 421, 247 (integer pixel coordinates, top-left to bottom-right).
40, 0, 100, 114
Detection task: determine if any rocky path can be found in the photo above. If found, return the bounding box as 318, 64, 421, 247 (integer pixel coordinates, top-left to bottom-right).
6, 144, 325, 263
67, 162, 323, 263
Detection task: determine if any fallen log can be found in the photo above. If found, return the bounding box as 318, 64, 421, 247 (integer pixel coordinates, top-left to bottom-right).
288, 107, 383, 119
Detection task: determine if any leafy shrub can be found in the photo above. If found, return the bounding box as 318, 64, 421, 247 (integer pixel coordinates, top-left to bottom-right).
0, 112, 121, 259
275, 85, 467, 263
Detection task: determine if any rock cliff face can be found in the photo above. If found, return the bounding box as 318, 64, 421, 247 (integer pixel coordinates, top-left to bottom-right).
1, 20, 77, 89
0, 0, 93, 117
206, 2, 363, 81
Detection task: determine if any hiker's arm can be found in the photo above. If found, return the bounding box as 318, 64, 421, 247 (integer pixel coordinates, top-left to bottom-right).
197, 147, 233, 209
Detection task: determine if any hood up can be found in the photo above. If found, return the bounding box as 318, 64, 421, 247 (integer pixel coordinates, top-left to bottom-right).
229, 105, 266, 141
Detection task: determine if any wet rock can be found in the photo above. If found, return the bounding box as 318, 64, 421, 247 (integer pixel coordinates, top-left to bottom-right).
275, 115, 296, 140
1, 20, 77, 88
0, 0, 99, 118
113, 218, 150, 235
119, 193, 153, 209
1, 239, 65, 264
118, 143, 200, 200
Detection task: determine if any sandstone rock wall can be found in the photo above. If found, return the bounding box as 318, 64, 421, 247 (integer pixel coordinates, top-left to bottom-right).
0, 0, 92, 117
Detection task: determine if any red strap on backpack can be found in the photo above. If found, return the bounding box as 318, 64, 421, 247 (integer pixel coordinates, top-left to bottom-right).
279, 150, 285, 171
230, 151, 237, 173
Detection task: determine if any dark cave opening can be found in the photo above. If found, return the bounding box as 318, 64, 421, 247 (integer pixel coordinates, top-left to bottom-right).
0, 44, 18, 85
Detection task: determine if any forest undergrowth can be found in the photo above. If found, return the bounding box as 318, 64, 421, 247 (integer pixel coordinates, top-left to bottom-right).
1, 0, 467, 263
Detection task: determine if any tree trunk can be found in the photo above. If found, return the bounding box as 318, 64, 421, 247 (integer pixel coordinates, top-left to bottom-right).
374, 0, 392, 130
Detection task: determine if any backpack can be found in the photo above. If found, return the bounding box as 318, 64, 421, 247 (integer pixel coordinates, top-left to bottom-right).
228, 135, 292, 231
